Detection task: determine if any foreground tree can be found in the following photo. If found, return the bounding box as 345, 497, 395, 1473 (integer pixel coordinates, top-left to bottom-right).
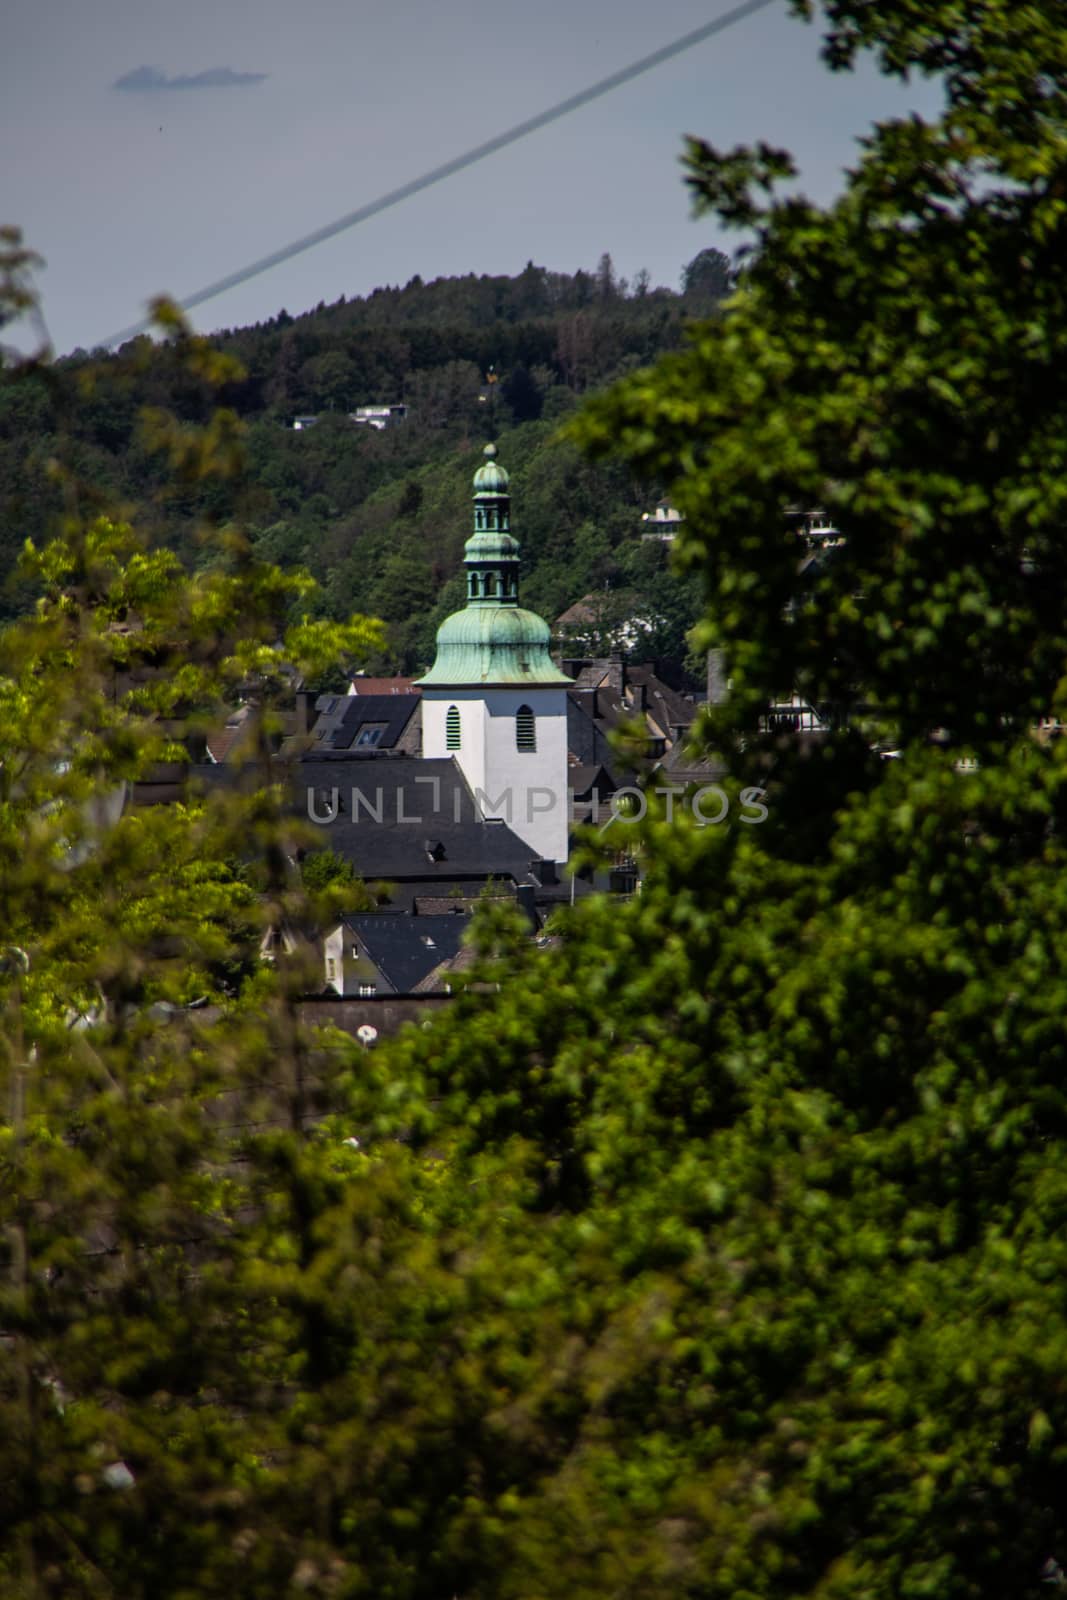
0, 283, 413, 1596
346, 4, 1067, 1598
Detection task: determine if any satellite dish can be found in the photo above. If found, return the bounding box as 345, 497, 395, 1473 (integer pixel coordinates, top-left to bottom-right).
356, 1024, 378, 1047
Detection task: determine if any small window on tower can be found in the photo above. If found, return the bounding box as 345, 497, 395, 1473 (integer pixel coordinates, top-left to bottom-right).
484, 572, 497, 597
446, 706, 461, 749
516, 705, 536, 752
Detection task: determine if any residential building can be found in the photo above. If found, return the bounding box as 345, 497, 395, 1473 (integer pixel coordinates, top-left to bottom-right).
639, 499, 684, 541
323, 913, 470, 996
349, 403, 408, 430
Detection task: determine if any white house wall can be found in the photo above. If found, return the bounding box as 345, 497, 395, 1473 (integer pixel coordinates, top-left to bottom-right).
324, 925, 345, 994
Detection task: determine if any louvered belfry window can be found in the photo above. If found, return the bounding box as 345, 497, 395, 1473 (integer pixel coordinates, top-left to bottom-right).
516, 705, 536, 752
446, 706, 461, 749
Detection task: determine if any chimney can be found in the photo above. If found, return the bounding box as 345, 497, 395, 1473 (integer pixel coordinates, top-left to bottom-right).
606, 652, 624, 696
295, 689, 317, 736
515, 884, 539, 929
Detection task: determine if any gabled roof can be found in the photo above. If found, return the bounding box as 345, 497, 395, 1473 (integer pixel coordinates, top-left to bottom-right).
348, 676, 419, 695
298, 755, 536, 887
565, 660, 697, 750
654, 738, 728, 784
188, 754, 542, 909
624, 667, 698, 737
206, 703, 253, 764
411, 940, 480, 993
567, 762, 614, 799
310, 693, 419, 751
342, 913, 468, 994
556, 596, 603, 629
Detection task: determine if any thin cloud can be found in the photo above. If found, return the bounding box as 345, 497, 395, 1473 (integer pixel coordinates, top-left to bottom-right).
113, 65, 268, 92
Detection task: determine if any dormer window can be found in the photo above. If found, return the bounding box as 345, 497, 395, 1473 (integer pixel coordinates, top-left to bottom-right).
516, 705, 536, 752
446, 706, 461, 749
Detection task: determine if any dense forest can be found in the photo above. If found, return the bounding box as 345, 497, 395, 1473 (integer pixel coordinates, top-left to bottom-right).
0, 250, 730, 673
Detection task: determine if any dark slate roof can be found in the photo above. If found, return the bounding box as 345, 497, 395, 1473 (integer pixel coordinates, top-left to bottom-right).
187, 754, 543, 910
344, 913, 469, 994
625, 667, 698, 738
298, 756, 536, 886
567, 762, 614, 799
413, 895, 490, 916
654, 741, 728, 783
310, 693, 419, 751
566, 691, 627, 781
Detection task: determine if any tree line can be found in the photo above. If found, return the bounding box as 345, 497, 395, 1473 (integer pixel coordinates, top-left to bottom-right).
0, 253, 728, 673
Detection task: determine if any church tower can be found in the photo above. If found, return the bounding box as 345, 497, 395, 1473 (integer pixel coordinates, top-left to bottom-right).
417, 444, 571, 863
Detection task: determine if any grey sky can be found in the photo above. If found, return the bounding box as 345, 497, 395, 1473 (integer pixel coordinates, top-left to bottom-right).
3, 0, 940, 357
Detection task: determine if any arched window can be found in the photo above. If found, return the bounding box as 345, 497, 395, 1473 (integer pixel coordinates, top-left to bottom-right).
516, 705, 536, 752
484, 572, 497, 598
446, 706, 461, 749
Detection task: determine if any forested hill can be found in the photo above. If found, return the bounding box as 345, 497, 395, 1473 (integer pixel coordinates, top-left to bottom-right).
0, 251, 732, 673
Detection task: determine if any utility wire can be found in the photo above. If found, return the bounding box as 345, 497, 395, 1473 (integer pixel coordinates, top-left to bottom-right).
102, 0, 779, 347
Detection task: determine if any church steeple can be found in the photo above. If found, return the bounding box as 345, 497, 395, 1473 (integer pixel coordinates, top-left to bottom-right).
416, 442, 572, 864
465, 444, 519, 605
417, 444, 570, 687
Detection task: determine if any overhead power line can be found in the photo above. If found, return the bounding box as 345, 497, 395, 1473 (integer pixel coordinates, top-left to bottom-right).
102, 0, 779, 347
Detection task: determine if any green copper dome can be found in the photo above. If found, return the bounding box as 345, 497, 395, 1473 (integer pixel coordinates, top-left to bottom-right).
419, 604, 569, 686
416, 444, 571, 688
